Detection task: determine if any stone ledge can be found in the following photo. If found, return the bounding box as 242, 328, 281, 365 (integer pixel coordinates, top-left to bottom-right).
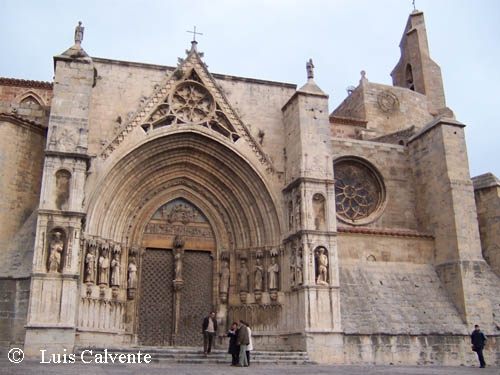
472, 172, 500, 190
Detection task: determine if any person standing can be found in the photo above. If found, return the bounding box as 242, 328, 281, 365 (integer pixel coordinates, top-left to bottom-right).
202, 311, 217, 355
227, 322, 239, 366
245, 322, 253, 366
471, 324, 487, 368
236, 320, 249, 367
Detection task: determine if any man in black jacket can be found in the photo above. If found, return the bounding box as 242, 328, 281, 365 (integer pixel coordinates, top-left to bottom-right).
202, 311, 217, 355
471, 324, 487, 368
236, 320, 249, 367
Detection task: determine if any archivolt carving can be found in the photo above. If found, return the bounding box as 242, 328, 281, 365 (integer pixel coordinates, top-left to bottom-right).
124, 177, 233, 248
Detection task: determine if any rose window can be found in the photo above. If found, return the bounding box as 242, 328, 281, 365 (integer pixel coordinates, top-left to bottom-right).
334, 159, 385, 223
170, 81, 215, 123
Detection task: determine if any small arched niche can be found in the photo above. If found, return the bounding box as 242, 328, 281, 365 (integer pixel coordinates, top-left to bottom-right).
312, 193, 326, 231
55, 169, 71, 210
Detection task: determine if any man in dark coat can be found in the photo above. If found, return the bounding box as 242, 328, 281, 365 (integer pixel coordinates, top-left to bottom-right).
236, 319, 249, 367
471, 324, 487, 368
227, 322, 240, 366
202, 311, 217, 355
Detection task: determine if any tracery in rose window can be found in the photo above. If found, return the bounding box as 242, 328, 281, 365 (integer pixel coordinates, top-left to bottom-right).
171, 82, 214, 123
141, 72, 240, 142
334, 160, 384, 222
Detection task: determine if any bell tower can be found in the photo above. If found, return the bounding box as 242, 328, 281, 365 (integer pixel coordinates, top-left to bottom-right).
391, 10, 447, 116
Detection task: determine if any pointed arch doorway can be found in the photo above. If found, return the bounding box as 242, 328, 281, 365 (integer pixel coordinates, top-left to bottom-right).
137, 198, 215, 347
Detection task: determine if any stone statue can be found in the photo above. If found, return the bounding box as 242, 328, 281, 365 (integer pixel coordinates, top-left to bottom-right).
219, 260, 230, 293
75, 21, 84, 45
239, 258, 249, 292
296, 247, 303, 285
174, 250, 183, 280
254, 258, 264, 291
127, 260, 137, 289
306, 58, 314, 80
98, 250, 110, 285
84, 247, 96, 283
48, 231, 64, 273
173, 235, 185, 281
110, 253, 120, 286
295, 196, 301, 230
268, 256, 279, 290
316, 247, 328, 285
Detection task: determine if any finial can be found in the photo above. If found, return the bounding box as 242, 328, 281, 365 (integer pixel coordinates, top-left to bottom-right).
306, 58, 314, 80
412, 0, 416, 11
74, 21, 84, 46
187, 26, 203, 42
360, 70, 368, 84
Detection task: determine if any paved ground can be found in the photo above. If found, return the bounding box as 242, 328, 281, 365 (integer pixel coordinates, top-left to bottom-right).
1, 359, 498, 375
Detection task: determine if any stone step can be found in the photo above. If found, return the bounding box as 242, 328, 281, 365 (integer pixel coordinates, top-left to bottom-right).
74, 346, 313, 365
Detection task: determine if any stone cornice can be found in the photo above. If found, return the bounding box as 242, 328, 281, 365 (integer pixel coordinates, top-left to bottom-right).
407, 117, 465, 144
338, 226, 434, 239
282, 177, 335, 193
0, 112, 48, 135
0, 77, 53, 90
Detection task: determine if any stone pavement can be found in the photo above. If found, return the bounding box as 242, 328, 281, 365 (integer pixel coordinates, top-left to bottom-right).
0, 359, 498, 375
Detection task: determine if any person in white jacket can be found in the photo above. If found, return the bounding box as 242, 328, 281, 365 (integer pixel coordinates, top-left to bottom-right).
245, 322, 253, 366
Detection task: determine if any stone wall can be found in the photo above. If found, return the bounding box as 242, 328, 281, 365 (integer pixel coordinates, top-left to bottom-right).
0, 278, 30, 355
342, 334, 498, 366
332, 138, 418, 231
0, 116, 46, 252
337, 233, 434, 264
339, 261, 467, 335
408, 118, 494, 329
473, 173, 500, 278
331, 79, 433, 138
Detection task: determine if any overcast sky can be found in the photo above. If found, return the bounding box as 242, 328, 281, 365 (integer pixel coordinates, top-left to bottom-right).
2, 0, 499, 178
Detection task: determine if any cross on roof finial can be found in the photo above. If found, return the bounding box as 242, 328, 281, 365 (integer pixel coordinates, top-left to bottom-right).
187, 26, 203, 42
412, 0, 416, 11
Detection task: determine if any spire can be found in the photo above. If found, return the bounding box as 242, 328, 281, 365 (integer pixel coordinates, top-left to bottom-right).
391, 11, 447, 115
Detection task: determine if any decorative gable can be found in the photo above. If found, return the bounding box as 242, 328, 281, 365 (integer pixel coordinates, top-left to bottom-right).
141, 69, 239, 142
100, 41, 274, 174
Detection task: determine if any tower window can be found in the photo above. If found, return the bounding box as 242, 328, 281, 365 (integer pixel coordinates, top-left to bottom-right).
405, 64, 414, 91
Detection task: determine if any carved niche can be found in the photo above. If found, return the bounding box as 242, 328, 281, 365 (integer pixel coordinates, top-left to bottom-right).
55, 169, 71, 210
47, 229, 65, 273
315, 246, 329, 286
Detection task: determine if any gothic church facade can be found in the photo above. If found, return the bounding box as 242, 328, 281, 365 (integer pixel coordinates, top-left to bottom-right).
0, 10, 499, 365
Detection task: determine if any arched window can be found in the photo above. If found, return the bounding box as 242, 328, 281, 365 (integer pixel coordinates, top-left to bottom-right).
405, 64, 415, 91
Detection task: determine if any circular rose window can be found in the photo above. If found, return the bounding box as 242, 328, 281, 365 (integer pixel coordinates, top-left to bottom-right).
170, 81, 215, 123
334, 158, 386, 224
